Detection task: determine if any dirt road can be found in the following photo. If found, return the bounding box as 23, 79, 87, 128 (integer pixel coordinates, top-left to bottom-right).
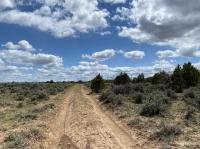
45, 85, 153, 149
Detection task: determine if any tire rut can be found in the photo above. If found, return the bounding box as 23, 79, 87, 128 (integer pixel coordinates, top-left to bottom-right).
46, 85, 153, 149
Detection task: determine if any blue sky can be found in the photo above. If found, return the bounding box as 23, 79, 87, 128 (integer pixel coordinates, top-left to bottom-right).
0, 0, 200, 82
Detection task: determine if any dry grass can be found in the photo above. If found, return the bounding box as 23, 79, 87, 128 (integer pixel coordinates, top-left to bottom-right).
99, 83, 200, 148
0, 82, 71, 149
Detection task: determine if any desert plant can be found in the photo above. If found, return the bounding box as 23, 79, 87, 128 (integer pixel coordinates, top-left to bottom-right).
133, 93, 143, 104
114, 72, 131, 85
152, 71, 170, 84
140, 97, 168, 117
182, 62, 200, 88
171, 65, 184, 92
91, 74, 104, 93
152, 123, 181, 141
184, 106, 195, 120
184, 89, 195, 98
136, 73, 145, 83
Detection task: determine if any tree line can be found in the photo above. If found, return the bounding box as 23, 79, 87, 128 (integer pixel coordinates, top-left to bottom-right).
90, 62, 200, 93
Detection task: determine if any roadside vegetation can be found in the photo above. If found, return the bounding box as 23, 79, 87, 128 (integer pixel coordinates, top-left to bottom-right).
91, 62, 200, 148
0, 82, 70, 149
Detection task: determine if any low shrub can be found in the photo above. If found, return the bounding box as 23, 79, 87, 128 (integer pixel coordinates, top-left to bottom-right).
4, 131, 29, 149
133, 93, 143, 104
152, 123, 181, 141
31, 92, 49, 101
32, 103, 55, 113
16, 112, 37, 122
184, 90, 195, 98
140, 97, 168, 117
100, 91, 123, 106
166, 90, 177, 99
184, 106, 195, 120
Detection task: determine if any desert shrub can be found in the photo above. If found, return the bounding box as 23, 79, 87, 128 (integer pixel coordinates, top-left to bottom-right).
140, 97, 168, 117
133, 93, 143, 104
16, 112, 37, 122
136, 73, 145, 83
4, 131, 29, 148
48, 88, 57, 95
140, 101, 161, 117
184, 89, 195, 98
31, 92, 49, 101
16, 103, 23, 108
184, 106, 195, 120
152, 71, 170, 84
91, 74, 104, 93
152, 123, 181, 141
132, 83, 144, 92
32, 103, 55, 113
171, 65, 184, 92
127, 118, 145, 129
114, 72, 131, 85
100, 91, 123, 106
166, 89, 177, 99
184, 97, 200, 109
182, 62, 200, 88
112, 84, 130, 95
16, 95, 25, 101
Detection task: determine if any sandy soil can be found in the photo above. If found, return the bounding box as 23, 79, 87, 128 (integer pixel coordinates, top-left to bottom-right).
43, 85, 158, 149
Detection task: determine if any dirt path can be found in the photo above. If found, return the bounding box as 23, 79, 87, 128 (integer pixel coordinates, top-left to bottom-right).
45, 85, 152, 149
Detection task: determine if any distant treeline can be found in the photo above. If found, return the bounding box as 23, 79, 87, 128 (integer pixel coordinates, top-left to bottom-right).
91, 62, 200, 93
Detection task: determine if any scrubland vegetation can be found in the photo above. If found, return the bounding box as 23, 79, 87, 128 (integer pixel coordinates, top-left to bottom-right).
91, 62, 200, 148
0, 82, 70, 149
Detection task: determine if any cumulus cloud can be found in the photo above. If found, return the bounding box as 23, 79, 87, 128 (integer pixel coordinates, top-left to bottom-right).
100, 31, 111, 36
123, 51, 145, 59
0, 0, 109, 37
112, 7, 131, 21
82, 49, 145, 61
0, 40, 64, 81
101, 0, 126, 4
82, 49, 116, 61
0, 0, 15, 9
118, 0, 200, 58
3, 40, 35, 52
157, 48, 200, 58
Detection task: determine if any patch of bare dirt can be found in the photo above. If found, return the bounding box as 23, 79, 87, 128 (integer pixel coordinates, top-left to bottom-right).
41, 85, 159, 149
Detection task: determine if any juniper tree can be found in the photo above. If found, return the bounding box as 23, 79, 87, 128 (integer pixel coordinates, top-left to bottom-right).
114, 72, 131, 85
171, 65, 184, 92
91, 74, 104, 93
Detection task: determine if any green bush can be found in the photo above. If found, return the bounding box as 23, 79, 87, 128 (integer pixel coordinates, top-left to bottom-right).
140, 97, 168, 117
133, 93, 143, 104
182, 62, 200, 88
171, 65, 184, 92
184, 89, 195, 98
152, 71, 170, 84
114, 72, 131, 85
166, 89, 177, 99
91, 74, 104, 93
184, 106, 195, 120
100, 91, 123, 106
152, 123, 181, 141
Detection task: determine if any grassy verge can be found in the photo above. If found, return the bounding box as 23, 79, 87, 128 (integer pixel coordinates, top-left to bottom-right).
0, 82, 71, 149
98, 83, 200, 148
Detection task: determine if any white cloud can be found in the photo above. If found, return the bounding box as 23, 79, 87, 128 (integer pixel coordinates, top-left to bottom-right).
112, 7, 130, 21
0, 0, 15, 9
0, 0, 109, 38
101, 0, 126, 4
82, 49, 116, 61
100, 31, 111, 36
123, 51, 145, 59
118, 0, 200, 58
157, 48, 200, 58
3, 40, 35, 52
